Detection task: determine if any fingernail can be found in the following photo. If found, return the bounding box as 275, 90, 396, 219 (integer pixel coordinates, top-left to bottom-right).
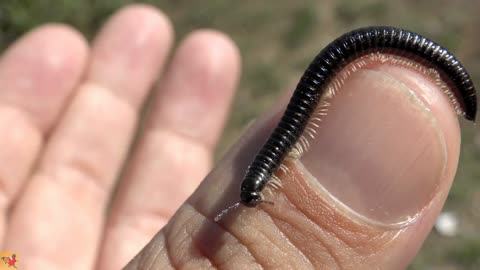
300, 68, 448, 225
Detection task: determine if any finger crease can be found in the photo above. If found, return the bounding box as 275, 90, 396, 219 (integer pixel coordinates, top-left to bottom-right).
39, 156, 108, 204
184, 202, 267, 270
190, 235, 220, 270
112, 208, 170, 235
279, 189, 352, 268
146, 125, 213, 156
292, 197, 363, 254
163, 225, 181, 270
269, 213, 324, 268
140, 232, 169, 270
82, 81, 138, 111
260, 209, 315, 269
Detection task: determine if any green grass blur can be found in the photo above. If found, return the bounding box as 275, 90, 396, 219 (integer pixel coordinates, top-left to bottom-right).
1, 1, 479, 268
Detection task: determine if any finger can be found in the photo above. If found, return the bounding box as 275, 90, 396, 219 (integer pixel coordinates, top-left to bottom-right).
4, 5, 173, 270
99, 30, 240, 270
126, 60, 463, 269
0, 25, 88, 241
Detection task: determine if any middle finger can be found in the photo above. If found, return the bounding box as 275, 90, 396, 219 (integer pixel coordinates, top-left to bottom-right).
99, 30, 240, 270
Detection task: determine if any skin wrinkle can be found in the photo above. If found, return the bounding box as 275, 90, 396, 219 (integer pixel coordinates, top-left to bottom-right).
271, 217, 336, 269
260, 184, 316, 268
266, 188, 331, 265
147, 115, 220, 155
140, 236, 164, 270
165, 209, 199, 269
165, 206, 218, 269
244, 216, 305, 269
228, 221, 286, 269
251, 203, 315, 269
63, 154, 106, 193
266, 217, 315, 269
264, 159, 401, 268
163, 226, 181, 270
34, 167, 105, 211
212, 201, 308, 269
285, 159, 391, 238
266, 203, 342, 268
145, 125, 213, 155
291, 179, 385, 255
178, 214, 217, 269
140, 128, 213, 184
110, 210, 168, 240
81, 82, 139, 121
147, 233, 176, 270
190, 233, 218, 270
292, 209, 359, 268
182, 202, 265, 270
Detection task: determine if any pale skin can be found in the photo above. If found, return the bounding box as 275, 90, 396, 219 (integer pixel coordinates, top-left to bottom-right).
0, 4, 465, 270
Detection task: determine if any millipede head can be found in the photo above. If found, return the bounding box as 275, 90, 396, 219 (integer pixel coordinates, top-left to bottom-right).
240, 191, 275, 208
240, 191, 264, 207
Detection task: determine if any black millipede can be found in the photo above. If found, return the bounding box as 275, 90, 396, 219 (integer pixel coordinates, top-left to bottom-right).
214, 26, 477, 222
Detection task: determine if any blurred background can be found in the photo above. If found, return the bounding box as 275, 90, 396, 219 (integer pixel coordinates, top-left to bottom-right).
0, 0, 479, 268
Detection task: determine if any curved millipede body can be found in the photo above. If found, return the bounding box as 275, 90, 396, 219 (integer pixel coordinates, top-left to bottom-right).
236, 26, 478, 209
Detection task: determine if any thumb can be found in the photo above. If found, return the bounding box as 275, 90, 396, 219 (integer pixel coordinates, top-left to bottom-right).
126, 63, 465, 269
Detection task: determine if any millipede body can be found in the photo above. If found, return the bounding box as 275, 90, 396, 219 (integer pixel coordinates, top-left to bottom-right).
235, 26, 478, 209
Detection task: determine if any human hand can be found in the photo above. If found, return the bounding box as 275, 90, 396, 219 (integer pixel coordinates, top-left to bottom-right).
0, 4, 465, 270
0, 4, 238, 269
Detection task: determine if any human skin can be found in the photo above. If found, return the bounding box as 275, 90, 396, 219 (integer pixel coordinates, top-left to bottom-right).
0, 4, 466, 270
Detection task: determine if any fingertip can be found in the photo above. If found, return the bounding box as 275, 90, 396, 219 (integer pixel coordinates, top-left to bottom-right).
176, 29, 242, 103
95, 3, 174, 51
151, 29, 241, 148
2, 22, 89, 81
35, 23, 89, 52
111, 3, 175, 43
88, 3, 174, 106
0, 23, 89, 131
185, 29, 241, 78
